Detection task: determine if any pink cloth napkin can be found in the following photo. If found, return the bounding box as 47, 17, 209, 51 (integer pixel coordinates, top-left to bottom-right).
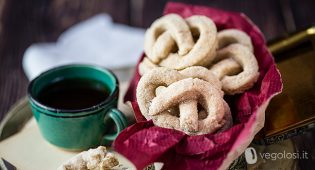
114, 2, 282, 169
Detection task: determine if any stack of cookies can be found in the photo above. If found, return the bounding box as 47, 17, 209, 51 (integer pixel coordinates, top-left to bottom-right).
136, 14, 259, 135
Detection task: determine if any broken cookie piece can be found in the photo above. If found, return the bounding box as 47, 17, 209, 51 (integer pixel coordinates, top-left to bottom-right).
58, 146, 119, 170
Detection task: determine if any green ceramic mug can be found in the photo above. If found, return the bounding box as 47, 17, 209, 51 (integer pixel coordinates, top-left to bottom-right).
28, 64, 128, 150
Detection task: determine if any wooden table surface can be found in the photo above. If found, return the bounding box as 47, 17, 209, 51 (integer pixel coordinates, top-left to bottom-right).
0, 0, 314, 169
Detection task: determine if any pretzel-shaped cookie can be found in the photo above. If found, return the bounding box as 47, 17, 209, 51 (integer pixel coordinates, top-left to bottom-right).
209, 29, 259, 94
217, 29, 253, 52
144, 14, 194, 63
154, 85, 232, 134
137, 67, 231, 135
140, 14, 217, 74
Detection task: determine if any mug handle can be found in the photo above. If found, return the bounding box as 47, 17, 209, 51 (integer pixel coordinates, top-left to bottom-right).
102, 108, 128, 145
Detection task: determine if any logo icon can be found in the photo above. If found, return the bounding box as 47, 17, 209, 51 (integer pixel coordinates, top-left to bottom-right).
245, 147, 258, 164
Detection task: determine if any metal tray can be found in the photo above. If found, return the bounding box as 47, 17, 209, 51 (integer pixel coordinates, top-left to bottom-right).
255, 27, 315, 145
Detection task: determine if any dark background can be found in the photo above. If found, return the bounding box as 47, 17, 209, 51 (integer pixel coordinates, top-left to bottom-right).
0, 0, 314, 168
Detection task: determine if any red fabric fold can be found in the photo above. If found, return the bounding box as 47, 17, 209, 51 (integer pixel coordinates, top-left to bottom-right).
114, 2, 282, 169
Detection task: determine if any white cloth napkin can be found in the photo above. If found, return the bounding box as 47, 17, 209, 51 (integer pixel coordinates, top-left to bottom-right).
23, 14, 144, 80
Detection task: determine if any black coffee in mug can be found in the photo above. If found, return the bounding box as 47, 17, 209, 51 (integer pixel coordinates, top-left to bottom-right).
37, 78, 110, 110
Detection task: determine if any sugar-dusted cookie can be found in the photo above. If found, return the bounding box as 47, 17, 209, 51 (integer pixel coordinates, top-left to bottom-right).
136, 67, 231, 135
58, 146, 119, 170
209, 44, 259, 95
140, 14, 217, 75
